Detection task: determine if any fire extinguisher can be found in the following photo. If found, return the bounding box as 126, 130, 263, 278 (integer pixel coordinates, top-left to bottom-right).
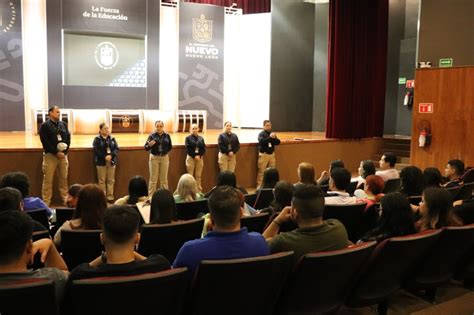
404, 90, 414, 107
418, 120, 432, 148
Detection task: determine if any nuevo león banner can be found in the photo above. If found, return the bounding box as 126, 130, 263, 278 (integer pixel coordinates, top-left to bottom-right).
179, 2, 224, 129
0, 0, 24, 131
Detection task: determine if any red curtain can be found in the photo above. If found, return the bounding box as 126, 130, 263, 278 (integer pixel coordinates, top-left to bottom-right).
170, 0, 271, 14
326, 0, 389, 139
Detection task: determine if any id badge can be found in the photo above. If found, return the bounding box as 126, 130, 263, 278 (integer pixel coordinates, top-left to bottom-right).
268, 142, 272, 148
107, 147, 111, 154
57, 134, 62, 141
228, 144, 232, 151
195, 147, 199, 154
158, 144, 163, 153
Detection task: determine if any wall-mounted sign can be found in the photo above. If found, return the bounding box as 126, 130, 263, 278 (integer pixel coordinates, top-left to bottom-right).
419, 103, 433, 113
439, 58, 453, 68
398, 77, 406, 84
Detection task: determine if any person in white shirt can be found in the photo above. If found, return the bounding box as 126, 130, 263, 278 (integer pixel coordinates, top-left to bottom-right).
376, 152, 399, 182
325, 168, 358, 205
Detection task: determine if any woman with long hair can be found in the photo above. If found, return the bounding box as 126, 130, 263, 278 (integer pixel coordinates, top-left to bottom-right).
54, 184, 107, 246
115, 176, 149, 205
416, 187, 463, 231
359, 192, 416, 243
150, 189, 177, 224
295, 162, 317, 187
174, 174, 204, 203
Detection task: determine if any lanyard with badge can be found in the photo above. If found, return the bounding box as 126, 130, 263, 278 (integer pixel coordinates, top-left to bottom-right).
156, 134, 163, 154
194, 136, 200, 154
227, 133, 232, 151
55, 123, 62, 142
105, 137, 111, 154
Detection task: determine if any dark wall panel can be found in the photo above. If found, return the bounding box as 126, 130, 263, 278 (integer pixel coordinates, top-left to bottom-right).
312, 3, 328, 132
270, 0, 314, 132
47, 0, 63, 106
146, 0, 160, 109
63, 87, 146, 108
418, 0, 474, 67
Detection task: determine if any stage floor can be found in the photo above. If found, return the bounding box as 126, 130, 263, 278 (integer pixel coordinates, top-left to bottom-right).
0, 129, 330, 150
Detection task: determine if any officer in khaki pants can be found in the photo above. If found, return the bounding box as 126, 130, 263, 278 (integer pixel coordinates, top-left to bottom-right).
93, 123, 119, 203
257, 120, 280, 187
217, 121, 240, 172
39, 106, 71, 206
145, 120, 172, 195
185, 124, 206, 191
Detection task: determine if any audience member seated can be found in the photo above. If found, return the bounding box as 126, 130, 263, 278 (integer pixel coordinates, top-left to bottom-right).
317, 159, 344, 186
0, 187, 48, 232
263, 184, 349, 265
423, 167, 442, 188
325, 168, 358, 205
400, 166, 424, 197
260, 181, 295, 215
415, 187, 463, 231
0, 171, 52, 217
295, 162, 318, 187
66, 183, 82, 208
149, 189, 177, 224
376, 152, 399, 182
54, 184, 106, 246
203, 171, 254, 216
68, 205, 170, 281
443, 159, 465, 188
352, 160, 376, 189
258, 167, 280, 190
358, 192, 416, 243
174, 174, 205, 203
115, 176, 149, 205
0, 211, 68, 302
173, 186, 269, 275
204, 171, 248, 198
354, 175, 384, 207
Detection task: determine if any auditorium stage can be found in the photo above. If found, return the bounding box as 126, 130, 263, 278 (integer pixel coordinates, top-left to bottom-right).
0, 130, 384, 205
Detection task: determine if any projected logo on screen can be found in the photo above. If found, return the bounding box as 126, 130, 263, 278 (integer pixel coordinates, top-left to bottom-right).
1, 2, 17, 33
94, 42, 119, 70
192, 14, 212, 43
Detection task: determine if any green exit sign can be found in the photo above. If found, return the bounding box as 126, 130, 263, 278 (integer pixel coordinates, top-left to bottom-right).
439, 58, 453, 67
398, 78, 406, 84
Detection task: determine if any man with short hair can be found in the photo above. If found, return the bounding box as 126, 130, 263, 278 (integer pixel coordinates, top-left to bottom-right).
173, 186, 269, 275
39, 106, 71, 206
257, 120, 281, 187
325, 168, 358, 205
263, 185, 349, 264
0, 187, 48, 232
444, 159, 465, 188
66, 184, 82, 208
0, 171, 52, 216
0, 210, 68, 301
317, 159, 345, 187
376, 152, 399, 182
68, 205, 170, 281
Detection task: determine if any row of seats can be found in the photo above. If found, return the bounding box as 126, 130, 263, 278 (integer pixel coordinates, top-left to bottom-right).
3, 226, 474, 315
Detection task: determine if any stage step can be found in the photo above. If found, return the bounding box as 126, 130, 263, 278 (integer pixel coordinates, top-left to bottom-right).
372, 136, 412, 168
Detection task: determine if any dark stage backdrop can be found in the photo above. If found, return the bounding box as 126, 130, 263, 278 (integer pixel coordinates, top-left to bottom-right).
47, 0, 160, 109
0, 0, 24, 131
179, 2, 225, 128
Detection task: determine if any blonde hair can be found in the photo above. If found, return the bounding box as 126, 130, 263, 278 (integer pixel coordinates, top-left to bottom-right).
298, 162, 317, 185
174, 174, 200, 202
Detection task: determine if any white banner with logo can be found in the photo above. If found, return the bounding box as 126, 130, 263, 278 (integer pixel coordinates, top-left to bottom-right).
179, 2, 224, 129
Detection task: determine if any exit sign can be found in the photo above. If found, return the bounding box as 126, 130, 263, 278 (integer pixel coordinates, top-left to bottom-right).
419, 103, 433, 113
439, 58, 453, 67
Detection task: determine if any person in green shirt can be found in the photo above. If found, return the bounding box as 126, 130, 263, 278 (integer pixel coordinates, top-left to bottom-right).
263, 184, 350, 265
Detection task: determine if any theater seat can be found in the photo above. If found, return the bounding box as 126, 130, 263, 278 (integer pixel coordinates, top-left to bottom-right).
404, 225, 474, 302
191, 252, 294, 315
254, 189, 274, 209
26, 208, 50, 231
382, 178, 400, 194
176, 199, 208, 220
244, 193, 258, 207
0, 279, 57, 315
345, 230, 442, 315
240, 212, 270, 233
71, 268, 188, 315
138, 218, 204, 262
277, 242, 377, 315
323, 203, 367, 243
61, 229, 103, 270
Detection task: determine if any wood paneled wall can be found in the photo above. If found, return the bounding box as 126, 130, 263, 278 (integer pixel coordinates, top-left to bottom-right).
0, 139, 383, 205
410, 66, 474, 170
